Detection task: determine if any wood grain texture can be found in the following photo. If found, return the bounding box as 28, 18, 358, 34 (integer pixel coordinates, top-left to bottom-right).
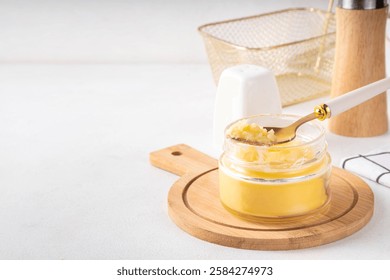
329, 7, 388, 136
150, 145, 374, 250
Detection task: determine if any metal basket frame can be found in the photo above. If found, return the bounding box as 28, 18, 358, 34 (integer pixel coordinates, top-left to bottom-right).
199, 8, 336, 107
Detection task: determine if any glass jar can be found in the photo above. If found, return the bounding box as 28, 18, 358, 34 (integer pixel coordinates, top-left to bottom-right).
219, 114, 331, 220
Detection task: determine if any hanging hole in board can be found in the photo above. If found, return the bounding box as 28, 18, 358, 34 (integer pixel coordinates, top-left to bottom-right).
171, 151, 182, 156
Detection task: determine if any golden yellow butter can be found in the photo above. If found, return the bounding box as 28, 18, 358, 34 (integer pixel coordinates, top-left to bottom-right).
219, 115, 331, 220
226, 120, 276, 145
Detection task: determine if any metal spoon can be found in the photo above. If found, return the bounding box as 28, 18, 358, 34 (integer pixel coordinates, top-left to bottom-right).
233, 76, 390, 145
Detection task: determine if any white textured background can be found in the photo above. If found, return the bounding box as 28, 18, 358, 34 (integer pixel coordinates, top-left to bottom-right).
0, 0, 329, 63
1, 0, 390, 260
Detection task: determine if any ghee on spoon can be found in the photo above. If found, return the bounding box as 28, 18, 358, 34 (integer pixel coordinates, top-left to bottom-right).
229, 77, 390, 146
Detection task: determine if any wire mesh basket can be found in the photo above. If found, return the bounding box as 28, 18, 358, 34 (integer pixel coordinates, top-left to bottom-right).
199, 8, 336, 107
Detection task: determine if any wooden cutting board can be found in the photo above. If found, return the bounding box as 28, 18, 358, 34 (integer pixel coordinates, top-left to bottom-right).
150, 144, 374, 250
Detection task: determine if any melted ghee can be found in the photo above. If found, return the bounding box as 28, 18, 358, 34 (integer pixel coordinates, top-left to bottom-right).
219, 135, 331, 219
219, 155, 330, 219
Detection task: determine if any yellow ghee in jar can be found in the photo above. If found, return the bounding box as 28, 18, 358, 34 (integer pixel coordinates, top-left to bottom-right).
219, 117, 331, 219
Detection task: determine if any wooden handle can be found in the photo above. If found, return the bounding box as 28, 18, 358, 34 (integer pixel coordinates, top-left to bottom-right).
149, 144, 217, 176
327, 77, 390, 117
329, 7, 388, 136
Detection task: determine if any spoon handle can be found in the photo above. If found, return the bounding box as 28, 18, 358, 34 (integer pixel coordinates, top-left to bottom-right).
326, 76, 390, 118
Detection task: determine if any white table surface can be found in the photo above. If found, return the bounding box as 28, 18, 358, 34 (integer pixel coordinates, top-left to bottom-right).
0, 63, 389, 260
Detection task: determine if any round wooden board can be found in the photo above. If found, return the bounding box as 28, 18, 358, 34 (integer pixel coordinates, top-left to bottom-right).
150, 144, 374, 250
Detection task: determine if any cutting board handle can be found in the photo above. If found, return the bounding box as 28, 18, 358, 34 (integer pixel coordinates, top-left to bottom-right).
149, 144, 218, 176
